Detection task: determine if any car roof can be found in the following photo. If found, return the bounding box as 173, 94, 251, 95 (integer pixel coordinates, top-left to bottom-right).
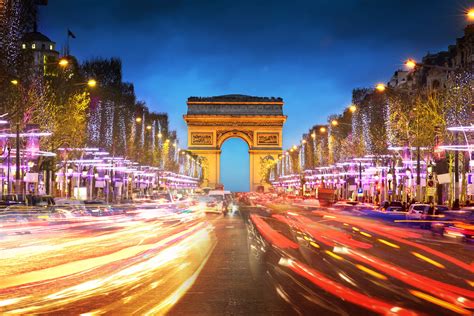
209, 190, 231, 194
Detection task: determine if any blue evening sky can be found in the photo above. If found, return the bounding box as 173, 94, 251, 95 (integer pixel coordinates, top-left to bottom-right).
39, 0, 472, 191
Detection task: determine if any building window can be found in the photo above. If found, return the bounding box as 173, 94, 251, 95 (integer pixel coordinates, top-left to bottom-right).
49, 44, 53, 50
32, 43, 36, 49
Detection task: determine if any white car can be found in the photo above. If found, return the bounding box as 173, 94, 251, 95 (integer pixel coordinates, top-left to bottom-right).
406, 204, 431, 220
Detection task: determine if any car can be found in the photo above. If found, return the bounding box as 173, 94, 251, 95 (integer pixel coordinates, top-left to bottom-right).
1, 205, 54, 222
432, 210, 474, 242
198, 196, 225, 214
386, 205, 403, 212
0, 194, 27, 208
27, 195, 55, 207
381, 201, 405, 212
85, 204, 115, 216
406, 204, 431, 220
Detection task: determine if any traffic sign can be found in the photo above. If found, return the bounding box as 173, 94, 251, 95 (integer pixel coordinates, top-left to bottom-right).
426, 187, 436, 197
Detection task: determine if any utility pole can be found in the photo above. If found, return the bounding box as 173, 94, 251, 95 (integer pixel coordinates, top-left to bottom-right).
416, 146, 421, 202
453, 131, 460, 209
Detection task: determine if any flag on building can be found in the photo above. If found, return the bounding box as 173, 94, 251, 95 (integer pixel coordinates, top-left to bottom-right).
67, 29, 76, 39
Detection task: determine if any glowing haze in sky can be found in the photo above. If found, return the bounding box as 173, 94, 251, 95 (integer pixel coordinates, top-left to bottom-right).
39, 0, 470, 191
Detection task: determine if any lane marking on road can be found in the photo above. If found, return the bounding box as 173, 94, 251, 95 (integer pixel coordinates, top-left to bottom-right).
325, 250, 344, 261
411, 252, 445, 269
409, 290, 471, 315
355, 264, 388, 280
377, 239, 400, 249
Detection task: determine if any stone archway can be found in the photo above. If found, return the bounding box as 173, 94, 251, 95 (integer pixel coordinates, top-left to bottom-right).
184, 94, 286, 191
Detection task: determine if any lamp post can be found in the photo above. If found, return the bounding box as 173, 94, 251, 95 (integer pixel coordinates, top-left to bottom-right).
405, 168, 412, 203
387, 170, 393, 202
358, 161, 363, 201
453, 132, 460, 209
15, 122, 21, 194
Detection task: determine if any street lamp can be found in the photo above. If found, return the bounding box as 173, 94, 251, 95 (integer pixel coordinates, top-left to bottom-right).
319, 126, 327, 133
467, 8, 474, 21
135, 117, 142, 123
58, 58, 69, 67
375, 83, 386, 92
311, 132, 316, 139
10, 79, 18, 85
404, 58, 417, 70
403, 58, 456, 72
349, 104, 357, 113
331, 120, 352, 127
87, 79, 97, 88
146, 125, 152, 130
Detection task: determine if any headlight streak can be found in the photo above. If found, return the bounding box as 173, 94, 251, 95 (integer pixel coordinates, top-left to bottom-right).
265, 208, 474, 313
411, 252, 446, 269
409, 290, 471, 315
311, 210, 473, 273
278, 257, 419, 316
0, 205, 216, 315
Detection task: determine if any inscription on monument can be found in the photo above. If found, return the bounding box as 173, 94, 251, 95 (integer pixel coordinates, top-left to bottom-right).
257, 133, 279, 145
191, 132, 213, 145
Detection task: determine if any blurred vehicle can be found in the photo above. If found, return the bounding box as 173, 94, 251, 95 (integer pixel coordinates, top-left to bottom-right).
152, 191, 174, 204
431, 208, 474, 242
198, 196, 225, 214
333, 200, 360, 211
0, 194, 27, 208
49, 205, 89, 218
55, 199, 85, 206
406, 204, 430, 219
381, 201, 404, 212
0, 205, 54, 222
85, 204, 115, 216
27, 195, 55, 207
208, 190, 233, 214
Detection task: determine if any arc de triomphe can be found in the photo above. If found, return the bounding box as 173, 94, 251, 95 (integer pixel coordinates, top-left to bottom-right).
184, 94, 286, 191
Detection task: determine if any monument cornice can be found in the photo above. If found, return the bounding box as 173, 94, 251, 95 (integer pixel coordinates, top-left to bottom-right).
187, 101, 284, 105
184, 114, 287, 123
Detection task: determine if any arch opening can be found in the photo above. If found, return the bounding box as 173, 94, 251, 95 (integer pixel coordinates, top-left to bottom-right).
220, 137, 249, 192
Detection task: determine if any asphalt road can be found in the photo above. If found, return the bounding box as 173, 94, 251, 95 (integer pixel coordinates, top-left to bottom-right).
238, 203, 474, 316
1, 202, 473, 315
169, 211, 294, 315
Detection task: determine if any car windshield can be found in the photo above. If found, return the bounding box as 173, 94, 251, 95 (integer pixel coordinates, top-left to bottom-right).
413, 205, 427, 211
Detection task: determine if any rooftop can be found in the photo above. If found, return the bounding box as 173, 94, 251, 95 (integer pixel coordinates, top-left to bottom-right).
22, 31, 54, 43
